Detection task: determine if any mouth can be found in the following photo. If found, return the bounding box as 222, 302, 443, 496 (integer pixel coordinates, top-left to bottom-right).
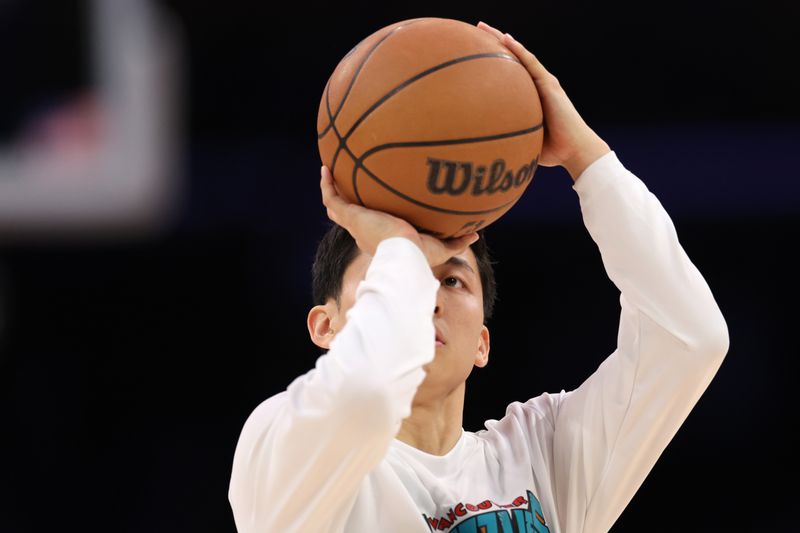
435, 331, 445, 347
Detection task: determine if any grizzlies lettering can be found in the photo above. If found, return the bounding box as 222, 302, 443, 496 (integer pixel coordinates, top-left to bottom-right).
426, 156, 539, 196
423, 490, 550, 533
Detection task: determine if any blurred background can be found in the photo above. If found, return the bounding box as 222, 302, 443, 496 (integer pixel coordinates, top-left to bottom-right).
1, 0, 798, 531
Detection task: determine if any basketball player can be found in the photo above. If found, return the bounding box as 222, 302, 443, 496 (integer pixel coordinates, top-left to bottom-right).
228, 23, 729, 532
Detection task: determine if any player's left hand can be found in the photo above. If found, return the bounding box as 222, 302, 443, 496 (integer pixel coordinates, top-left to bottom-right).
320, 165, 479, 267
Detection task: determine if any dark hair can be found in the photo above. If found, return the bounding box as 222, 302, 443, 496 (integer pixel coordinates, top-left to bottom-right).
311, 224, 497, 323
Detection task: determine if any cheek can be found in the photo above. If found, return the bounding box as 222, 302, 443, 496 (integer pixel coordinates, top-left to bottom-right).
449, 297, 485, 336
460, 293, 485, 321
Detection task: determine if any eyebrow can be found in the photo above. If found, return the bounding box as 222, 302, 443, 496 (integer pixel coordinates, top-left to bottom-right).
445, 256, 475, 275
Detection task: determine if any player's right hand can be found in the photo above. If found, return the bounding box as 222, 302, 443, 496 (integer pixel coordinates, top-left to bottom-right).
320, 165, 478, 267
477, 21, 611, 180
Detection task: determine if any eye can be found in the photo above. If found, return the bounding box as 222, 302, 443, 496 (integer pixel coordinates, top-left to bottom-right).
442, 276, 464, 288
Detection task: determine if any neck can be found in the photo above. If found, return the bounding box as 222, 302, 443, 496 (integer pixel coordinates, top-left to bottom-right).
395, 381, 466, 456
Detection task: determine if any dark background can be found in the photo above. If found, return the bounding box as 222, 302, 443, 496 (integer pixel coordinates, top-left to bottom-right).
1, 0, 798, 531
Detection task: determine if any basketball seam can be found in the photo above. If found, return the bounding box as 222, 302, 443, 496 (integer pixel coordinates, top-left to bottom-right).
319, 22, 542, 221
352, 128, 542, 215
334, 131, 539, 216
344, 53, 537, 207
317, 20, 423, 140
318, 29, 397, 140
342, 53, 522, 143
358, 123, 544, 161
325, 85, 347, 175
325, 22, 428, 185
356, 162, 520, 216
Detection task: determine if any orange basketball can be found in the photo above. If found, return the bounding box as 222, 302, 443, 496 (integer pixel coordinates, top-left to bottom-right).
317, 17, 543, 238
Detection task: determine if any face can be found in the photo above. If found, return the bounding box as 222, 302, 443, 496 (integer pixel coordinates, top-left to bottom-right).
308, 246, 490, 402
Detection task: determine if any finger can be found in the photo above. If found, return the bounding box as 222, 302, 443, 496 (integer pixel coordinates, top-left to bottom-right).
501, 34, 553, 85
320, 166, 349, 222
320, 165, 372, 228
320, 166, 345, 208
476, 21, 504, 41
444, 232, 480, 253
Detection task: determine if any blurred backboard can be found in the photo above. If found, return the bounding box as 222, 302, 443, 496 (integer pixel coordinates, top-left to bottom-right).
0, 0, 184, 242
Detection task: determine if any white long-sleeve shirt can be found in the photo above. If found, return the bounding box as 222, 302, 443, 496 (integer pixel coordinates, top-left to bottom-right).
228, 151, 729, 533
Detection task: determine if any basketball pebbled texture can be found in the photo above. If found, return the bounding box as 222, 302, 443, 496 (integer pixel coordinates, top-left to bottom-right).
317, 17, 543, 238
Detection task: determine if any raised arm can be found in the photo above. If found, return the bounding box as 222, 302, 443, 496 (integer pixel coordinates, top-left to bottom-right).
228, 168, 478, 531
478, 23, 728, 532
555, 151, 728, 532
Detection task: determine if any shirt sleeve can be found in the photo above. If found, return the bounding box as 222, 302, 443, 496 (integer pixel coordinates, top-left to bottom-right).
228, 237, 440, 532
503, 151, 729, 533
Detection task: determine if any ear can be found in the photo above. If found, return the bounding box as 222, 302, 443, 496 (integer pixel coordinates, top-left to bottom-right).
307, 303, 337, 350
474, 325, 490, 368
